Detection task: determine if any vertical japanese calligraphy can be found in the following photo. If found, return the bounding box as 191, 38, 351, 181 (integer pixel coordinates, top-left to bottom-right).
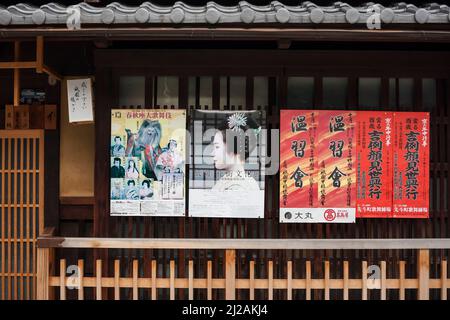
110, 109, 186, 216
356, 112, 393, 218
280, 109, 429, 222
280, 110, 355, 223
393, 112, 430, 218
317, 111, 356, 222
280, 110, 318, 222
67, 78, 94, 123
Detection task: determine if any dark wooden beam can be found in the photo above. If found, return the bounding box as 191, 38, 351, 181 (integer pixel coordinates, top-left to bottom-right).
2, 28, 450, 43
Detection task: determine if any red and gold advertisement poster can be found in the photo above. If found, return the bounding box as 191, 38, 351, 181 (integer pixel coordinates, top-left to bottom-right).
317, 111, 356, 222
393, 112, 430, 218
280, 110, 356, 223
280, 110, 318, 222
356, 112, 393, 218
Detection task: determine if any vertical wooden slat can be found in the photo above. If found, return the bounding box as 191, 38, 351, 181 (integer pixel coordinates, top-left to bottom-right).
441, 260, 447, 300
362, 261, 368, 300
145, 76, 154, 107
59, 259, 66, 300
324, 261, 330, 300
212, 77, 220, 110
151, 260, 156, 300
249, 260, 255, 300
306, 261, 311, 300
114, 259, 120, 300
19, 137, 24, 300
170, 260, 175, 300
77, 259, 84, 300
287, 261, 292, 300
225, 249, 236, 300
25, 137, 30, 300
96, 259, 102, 300
417, 249, 430, 300
380, 261, 386, 300
399, 261, 405, 300
343, 261, 349, 300
7, 137, 12, 300
14, 41, 20, 106
31, 137, 36, 299
246, 76, 254, 109
0, 137, 5, 300
447, 77, 450, 243
13, 136, 18, 300
207, 260, 212, 300
268, 260, 273, 300
188, 260, 193, 300
36, 247, 49, 300
132, 259, 138, 300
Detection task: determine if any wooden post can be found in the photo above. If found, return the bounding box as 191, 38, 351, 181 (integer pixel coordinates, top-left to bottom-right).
441, 260, 447, 300
225, 249, 236, 300
36, 247, 49, 300
36, 36, 44, 73
14, 41, 20, 106
417, 249, 430, 300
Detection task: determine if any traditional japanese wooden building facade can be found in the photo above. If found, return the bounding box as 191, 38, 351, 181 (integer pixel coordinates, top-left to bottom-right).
0, 0, 450, 300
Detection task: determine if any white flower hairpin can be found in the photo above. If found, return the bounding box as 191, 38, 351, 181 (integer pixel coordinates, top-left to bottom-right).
227, 113, 247, 132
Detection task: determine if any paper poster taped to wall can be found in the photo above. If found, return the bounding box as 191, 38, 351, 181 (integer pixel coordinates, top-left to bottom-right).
356, 111, 393, 218
393, 112, 430, 218
67, 78, 94, 123
189, 110, 265, 218
280, 110, 356, 223
280, 109, 430, 222
110, 109, 186, 216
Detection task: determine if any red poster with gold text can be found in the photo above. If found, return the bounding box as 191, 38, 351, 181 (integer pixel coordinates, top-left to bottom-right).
393, 112, 430, 218
356, 112, 393, 218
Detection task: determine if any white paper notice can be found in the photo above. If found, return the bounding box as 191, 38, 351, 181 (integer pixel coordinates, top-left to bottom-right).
67, 78, 94, 123
189, 190, 264, 218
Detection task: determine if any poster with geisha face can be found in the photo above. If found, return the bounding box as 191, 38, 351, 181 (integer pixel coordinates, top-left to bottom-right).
110, 109, 186, 216
189, 110, 265, 218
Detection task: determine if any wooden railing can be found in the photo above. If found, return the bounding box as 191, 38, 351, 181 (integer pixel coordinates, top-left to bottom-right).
36, 231, 450, 300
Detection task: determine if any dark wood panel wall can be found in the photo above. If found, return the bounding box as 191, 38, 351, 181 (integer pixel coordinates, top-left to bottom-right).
2, 43, 450, 299
87, 49, 450, 299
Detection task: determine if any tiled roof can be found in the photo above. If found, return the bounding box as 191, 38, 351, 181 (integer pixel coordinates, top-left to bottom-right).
0, 1, 449, 26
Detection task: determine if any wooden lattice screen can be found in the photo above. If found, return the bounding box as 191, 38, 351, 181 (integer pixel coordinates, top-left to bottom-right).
0, 129, 44, 300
